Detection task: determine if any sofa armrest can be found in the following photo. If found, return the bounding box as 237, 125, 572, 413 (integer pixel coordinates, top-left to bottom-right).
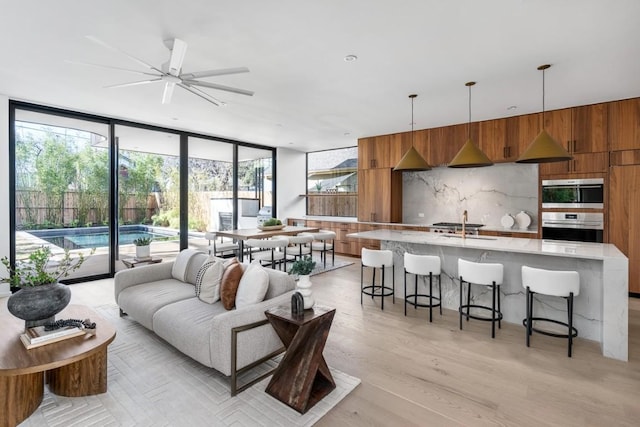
114, 261, 175, 300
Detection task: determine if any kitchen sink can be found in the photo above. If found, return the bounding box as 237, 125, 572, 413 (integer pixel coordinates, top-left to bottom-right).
440, 234, 497, 241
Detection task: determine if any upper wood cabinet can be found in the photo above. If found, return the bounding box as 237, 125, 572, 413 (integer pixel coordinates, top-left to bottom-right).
479, 114, 540, 162
429, 123, 477, 167
539, 106, 608, 176
358, 135, 391, 169
609, 98, 640, 151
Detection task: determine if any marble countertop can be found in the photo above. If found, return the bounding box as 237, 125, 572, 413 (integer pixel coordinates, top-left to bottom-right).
293, 216, 538, 233
347, 229, 626, 261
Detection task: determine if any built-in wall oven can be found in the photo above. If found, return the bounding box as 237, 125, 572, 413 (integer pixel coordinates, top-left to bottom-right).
541, 178, 604, 209
541, 212, 604, 243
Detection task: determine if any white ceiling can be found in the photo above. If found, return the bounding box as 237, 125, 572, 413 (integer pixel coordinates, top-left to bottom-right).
2, 0, 639, 153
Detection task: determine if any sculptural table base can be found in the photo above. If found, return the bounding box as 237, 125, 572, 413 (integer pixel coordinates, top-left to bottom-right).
265, 305, 336, 414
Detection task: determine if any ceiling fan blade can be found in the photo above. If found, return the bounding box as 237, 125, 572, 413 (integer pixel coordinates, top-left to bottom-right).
105, 78, 162, 89
162, 82, 176, 104
180, 67, 249, 80
182, 79, 254, 96
86, 35, 164, 74
166, 38, 187, 76
65, 60, 162, 77
178, 83, 223, 106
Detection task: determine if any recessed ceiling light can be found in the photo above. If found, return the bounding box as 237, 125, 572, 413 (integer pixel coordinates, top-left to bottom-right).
344, 132, 351, 136
344, 55, 358, 62
507, 105, 518, 110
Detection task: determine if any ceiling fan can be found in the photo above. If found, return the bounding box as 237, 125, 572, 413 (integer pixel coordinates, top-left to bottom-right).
78, 36, 254, 106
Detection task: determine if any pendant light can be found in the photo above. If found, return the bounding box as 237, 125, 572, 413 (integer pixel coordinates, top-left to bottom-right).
516, 64, 572, 163
393, 94, 431, 171
448, 82, 493, 168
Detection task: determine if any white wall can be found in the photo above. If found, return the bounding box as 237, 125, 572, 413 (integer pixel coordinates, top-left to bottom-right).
276, 147, 306, 222
0, 95, 10, 294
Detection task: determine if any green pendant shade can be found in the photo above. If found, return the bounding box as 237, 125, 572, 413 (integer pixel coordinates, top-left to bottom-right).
516, 129, 572, 163
394, 146, 431, 171
448, 138, 494, 168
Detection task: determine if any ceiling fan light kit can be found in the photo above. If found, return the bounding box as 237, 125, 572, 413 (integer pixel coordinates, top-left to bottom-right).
83, 36, 254, 107
516, 64, 572, 164
448, 81, 493, 168
394, 94, 432, 172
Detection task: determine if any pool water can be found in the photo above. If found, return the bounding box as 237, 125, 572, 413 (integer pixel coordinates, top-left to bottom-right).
41, 231, 176, 250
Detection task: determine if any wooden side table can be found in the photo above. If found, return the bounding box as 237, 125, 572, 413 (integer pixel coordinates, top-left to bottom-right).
121, 257, 162, 268
264, 305, 336, 414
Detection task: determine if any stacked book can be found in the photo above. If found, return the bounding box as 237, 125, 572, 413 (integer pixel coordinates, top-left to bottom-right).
20, 325, 86, 349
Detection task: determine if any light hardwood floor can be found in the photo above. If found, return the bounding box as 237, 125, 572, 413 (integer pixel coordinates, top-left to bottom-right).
35, 255, 640, 426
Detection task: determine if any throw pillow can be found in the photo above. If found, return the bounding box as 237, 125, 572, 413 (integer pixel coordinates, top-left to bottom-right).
235, 261, 270, 308
220, 259, 244, 310
171, 249, 202, 282
194, 258, 225, 304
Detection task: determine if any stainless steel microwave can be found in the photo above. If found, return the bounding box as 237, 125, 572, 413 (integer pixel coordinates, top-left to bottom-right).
541, 178, 604, 209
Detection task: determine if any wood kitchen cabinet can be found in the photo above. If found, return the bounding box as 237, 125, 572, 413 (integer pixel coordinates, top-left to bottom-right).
390, 129, 430, 167
609, 165, 640, 293
429, 123, 477, 167
358, 135, 391, 169
608, 98, 640, 151
539, 106, 608, 176
357, 168, 402, 223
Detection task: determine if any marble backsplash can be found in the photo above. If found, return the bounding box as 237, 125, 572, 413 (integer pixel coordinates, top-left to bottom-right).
402, 163, 538, 228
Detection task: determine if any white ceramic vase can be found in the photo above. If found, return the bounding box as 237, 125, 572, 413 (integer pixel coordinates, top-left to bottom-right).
296, 275, 315, 309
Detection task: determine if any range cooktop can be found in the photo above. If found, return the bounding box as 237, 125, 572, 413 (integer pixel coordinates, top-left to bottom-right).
432, 222, 484, 228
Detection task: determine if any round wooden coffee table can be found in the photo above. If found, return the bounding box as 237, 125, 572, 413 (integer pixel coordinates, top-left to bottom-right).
0, 304, 116, 427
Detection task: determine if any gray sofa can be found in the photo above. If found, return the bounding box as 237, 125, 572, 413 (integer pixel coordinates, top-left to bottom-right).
114, 250, 296, 395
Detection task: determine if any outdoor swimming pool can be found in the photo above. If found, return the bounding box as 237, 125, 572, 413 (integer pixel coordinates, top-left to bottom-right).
32, 228, 177, 250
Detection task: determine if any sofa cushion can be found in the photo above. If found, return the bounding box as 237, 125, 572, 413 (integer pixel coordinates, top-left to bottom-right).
117, 279, 196, 330
235, 262, 269, 308
195, 258, 225, 304
171, 249, 203, 283
185, 252, 210, 285
220, 259, 243, 310
153, 297, 228, 367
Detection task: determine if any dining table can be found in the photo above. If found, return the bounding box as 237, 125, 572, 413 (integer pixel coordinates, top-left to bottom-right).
215, 225, 320, 261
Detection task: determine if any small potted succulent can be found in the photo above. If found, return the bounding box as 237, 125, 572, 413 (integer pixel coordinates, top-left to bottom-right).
289, 256, 316, 309
1, 246, 88, 328
133, 236, 152, 260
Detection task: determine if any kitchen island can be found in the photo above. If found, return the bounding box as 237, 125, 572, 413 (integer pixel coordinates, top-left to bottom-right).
347, 229, 628, 361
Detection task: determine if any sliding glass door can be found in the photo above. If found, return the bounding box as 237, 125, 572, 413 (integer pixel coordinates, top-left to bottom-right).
115, 125, 181, 266
13, 109, 111, 280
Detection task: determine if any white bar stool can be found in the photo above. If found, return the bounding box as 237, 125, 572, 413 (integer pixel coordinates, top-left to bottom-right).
522, 266, 580, 357
458, 258, 504, 338
246, 237, 288, 271
403, 253, 442, 322
361, 248, 395, 310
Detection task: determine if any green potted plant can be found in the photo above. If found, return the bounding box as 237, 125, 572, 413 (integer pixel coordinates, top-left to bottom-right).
289, 256, 316, 309
1, 246, 88, 328
133, 236, 152, 260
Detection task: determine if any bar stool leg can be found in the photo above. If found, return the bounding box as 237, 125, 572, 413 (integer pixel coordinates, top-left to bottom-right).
459, 277, 464, 330
372, 268, 376, 300
428, 272, 433, 323
568, 292, 574, 357
403, 270, 408, 316
414, 274, 418, 311
392, 265, 395, 304
466, 280, 471, 321
360, 265, 364, 305
497, 284, 502, 329
381, 266, 385, 311
525, 287, 531, 347
491, 282, 496, 339
438, 275, 442, 315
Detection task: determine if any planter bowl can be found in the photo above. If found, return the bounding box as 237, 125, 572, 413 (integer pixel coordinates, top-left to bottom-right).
8, 282, 71, 329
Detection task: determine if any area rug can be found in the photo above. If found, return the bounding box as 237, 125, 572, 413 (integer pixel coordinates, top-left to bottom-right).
19, 304, 360, 427
308, 258, 354, 277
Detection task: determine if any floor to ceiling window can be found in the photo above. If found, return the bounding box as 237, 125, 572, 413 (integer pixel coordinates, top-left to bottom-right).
114, 125, 181, 266
13, 108, 111, 280
306, 146, 357, 217
187, 136, 234, 251
9, 102, 276, 281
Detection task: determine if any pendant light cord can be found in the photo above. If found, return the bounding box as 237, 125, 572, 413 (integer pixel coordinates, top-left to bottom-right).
410, 94, 415, 147
468, 83, 472, 140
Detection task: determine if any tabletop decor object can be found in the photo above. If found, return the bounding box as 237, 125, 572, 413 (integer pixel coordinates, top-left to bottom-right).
289, 256, 316, 309
1, 246, 88, 328
133, 236, 152, 260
